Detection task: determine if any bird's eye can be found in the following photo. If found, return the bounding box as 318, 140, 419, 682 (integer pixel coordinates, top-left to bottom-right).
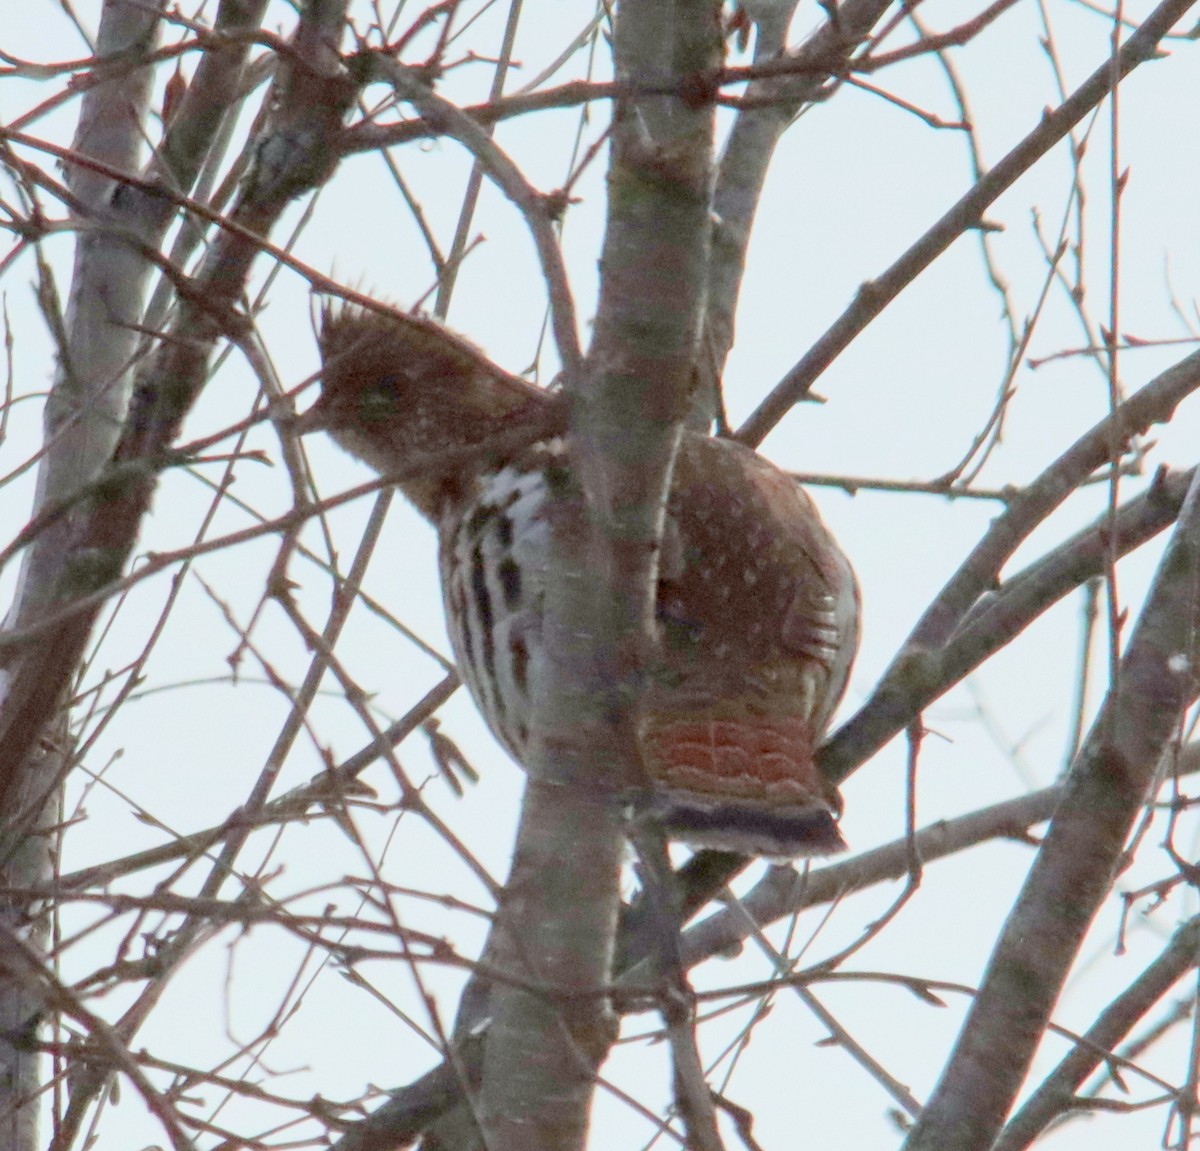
358, 384, 397, 423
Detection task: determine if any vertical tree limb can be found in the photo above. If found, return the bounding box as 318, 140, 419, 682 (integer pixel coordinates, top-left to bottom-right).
995, 915, 1200, 1150
473, 3, 723, 1149
0, 5, 166, 1146
0, 3, 356, 1146
903, 464, 1200, 1151
702, 0, 893, 419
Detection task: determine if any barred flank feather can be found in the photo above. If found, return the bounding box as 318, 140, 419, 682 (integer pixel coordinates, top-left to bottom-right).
305, 307, 859, 858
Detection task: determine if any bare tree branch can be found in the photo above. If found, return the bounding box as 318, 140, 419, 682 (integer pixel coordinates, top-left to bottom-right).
822, 350, 1200, 787
995, 914, 1200, 1150
462, 3, 723, 1147
735, 0, 1199, 447
0, 3, 168, 1145
0, 3, 359, 1145
903, 464, 1200, 1151
702, 0, 895, 423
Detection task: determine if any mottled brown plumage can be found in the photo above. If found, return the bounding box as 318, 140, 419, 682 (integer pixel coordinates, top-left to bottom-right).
310, 306, 565, 519
304, 307, 859, 857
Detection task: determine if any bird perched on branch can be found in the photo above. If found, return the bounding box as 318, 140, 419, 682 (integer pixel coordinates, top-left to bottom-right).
301, 305, 859, 858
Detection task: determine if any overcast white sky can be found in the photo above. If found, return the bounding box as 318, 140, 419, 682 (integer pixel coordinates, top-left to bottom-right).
4, 1, 1200, 1147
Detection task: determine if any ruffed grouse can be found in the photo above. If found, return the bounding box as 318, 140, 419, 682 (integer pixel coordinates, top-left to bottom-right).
303, 308, 859, 857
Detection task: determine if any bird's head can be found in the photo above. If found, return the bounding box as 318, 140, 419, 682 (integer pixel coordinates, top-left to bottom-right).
300, 304, 564, 520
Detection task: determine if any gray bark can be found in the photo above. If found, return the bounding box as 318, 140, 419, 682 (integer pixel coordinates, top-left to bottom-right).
904, 462, 1200, 1149
0, 2, 347, 1146
0, 4, 165, 1144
